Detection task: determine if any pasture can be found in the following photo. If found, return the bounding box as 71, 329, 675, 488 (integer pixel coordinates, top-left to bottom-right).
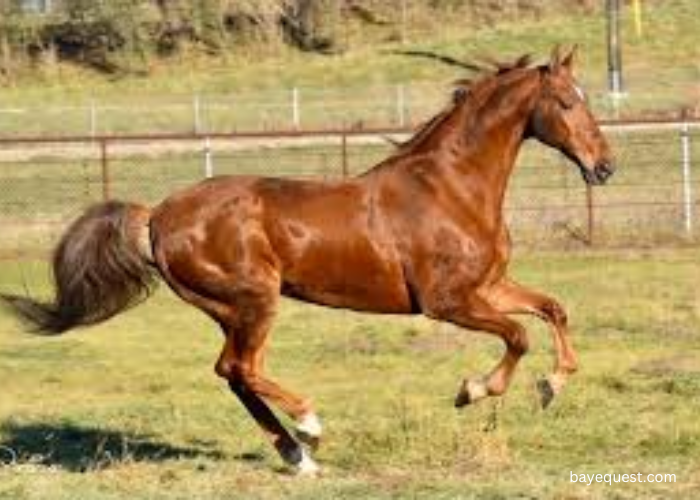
0, 249, 699, 499
0, 2, 698, 495
0, 90, 698, 500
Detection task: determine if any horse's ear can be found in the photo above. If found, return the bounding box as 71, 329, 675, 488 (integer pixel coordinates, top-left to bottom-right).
549, 44, 563, 71
561, 44, 578, 72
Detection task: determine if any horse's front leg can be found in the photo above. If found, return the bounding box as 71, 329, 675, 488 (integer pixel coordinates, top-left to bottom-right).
483, 279, 578, 407
428, 295, 530, 406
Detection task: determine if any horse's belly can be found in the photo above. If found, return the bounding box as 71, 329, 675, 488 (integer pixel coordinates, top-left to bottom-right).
279, 242, 414, 314
281, 277, 413, 313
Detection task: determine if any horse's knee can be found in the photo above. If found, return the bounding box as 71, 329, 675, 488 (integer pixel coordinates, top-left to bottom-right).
542, 300, 567, 326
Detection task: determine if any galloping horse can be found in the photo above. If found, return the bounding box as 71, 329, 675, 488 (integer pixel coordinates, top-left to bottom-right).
3, 47, 613, 474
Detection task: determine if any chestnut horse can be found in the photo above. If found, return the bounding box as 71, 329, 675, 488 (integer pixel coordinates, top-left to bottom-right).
3, 47, 613, 474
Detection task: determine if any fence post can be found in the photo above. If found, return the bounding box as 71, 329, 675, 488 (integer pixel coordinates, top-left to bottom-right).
292, 87, 300, 129
100, 139, 110, 201
586, 184, 595, 245
400, 0, 408, 44
204, 135, 214, 178
341, 130, 349, 178
396, 84, 406, 127
89, 99, 98, 138
680, 112, 693, 238
193, 94, 202, 134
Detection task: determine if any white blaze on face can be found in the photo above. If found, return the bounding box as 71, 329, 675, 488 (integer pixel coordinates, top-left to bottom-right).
573, 84, 586, 102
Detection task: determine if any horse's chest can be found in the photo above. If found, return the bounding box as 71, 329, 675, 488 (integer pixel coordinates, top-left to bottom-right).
431, 227, 495, 279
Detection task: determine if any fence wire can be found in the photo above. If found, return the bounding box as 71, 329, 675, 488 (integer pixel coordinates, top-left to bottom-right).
0, 85, 697, 138
0, 122, 697, 257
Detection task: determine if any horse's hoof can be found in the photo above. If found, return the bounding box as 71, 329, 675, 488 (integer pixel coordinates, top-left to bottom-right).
455, 378, 488, 408
295, 430, 321, 451
537, 378, 556, 409
454, 388, 471, 408
295, 412, 322, 451
294, 448, 320, 476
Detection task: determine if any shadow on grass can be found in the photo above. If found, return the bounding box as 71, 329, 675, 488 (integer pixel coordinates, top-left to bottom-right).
0, 420, 225, 472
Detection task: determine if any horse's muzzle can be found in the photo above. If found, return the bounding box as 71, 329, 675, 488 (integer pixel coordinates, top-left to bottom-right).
594, 161, 615, 183
582, 161, 615, 185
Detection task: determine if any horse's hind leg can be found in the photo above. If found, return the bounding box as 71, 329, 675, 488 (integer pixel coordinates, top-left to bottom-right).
159, 267, 321, 472
215, 300, 323, 455
214, 312, 318, 474
485, 279, 578, 407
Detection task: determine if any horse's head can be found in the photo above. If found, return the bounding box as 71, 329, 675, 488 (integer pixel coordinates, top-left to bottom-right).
529, 46, 614, 185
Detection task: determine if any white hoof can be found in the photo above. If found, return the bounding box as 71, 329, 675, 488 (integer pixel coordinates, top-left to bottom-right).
455, 377, 489, 407
467, 378, 489, 402
295, 412, 322, 450
548, 373, 567, 395
296, 412, 322, 438
295, 448, 320, 476
538, 373, 568, 409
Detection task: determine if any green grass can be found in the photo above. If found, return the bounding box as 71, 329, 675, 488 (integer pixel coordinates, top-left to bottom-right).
0, 250, 699, 499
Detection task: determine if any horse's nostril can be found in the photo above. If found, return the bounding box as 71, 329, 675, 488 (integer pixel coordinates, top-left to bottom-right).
595, 162, 614, 182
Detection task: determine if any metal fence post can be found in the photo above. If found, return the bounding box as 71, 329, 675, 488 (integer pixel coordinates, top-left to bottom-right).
341, 131, 349, 178
204, 135, 214, 178
193, 94, 202, 134
90, 99, 98, 138
680, 113, 693, 237
396, 84, 406, 127
400, 0, 408, 44
292, 87, 300, 129
586, 184, 595, 245
100, 139, 110, 201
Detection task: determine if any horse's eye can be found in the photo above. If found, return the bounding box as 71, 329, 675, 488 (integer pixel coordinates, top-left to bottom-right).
453, 87, 468, 104
557, 92, 576, 110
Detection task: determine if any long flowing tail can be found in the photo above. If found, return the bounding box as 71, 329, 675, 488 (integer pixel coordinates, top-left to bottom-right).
1, 201, 157, 334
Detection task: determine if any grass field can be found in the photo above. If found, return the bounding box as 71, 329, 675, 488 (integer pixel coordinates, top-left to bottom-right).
0, 250, 699, 499
0, 3, 698, 497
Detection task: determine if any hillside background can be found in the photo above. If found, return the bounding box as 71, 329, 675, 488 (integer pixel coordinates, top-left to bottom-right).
0, 0, 698, 132
0, 1, 604, 74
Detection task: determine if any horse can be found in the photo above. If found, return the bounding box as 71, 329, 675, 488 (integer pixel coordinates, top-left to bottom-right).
2, 46, 614, 474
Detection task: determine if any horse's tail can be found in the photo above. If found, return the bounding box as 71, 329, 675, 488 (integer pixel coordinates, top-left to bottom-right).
1, 200, 157, 335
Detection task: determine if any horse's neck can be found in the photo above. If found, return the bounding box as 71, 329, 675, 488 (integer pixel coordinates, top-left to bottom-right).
446, 73, 539, 217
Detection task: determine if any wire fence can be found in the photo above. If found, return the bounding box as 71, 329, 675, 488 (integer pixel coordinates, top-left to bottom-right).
1, 84, 697, 138
0, 118, 698, 258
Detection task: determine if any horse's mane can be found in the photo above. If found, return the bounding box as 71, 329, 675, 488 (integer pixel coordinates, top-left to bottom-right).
390, 53, 534, 156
